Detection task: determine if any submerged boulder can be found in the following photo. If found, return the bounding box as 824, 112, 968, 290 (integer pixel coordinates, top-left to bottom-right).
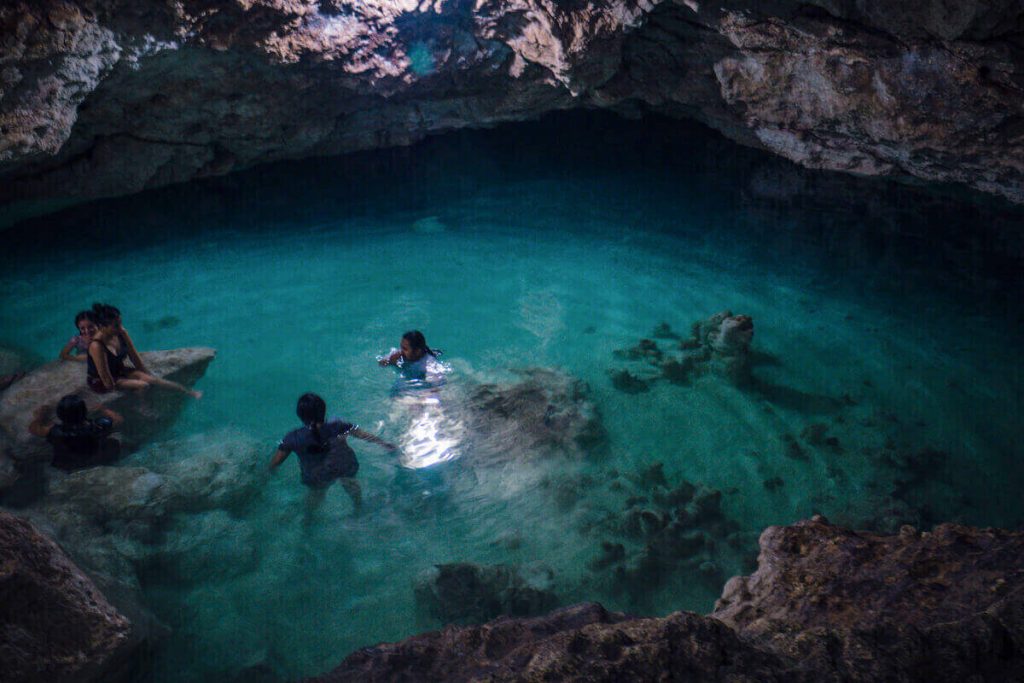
0, 347, 215, 488
0, 511, 133, 683
463, 368, 607, 464
414, 561, 559, 625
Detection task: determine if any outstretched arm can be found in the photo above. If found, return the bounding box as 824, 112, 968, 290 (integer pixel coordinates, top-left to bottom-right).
349, 428, 397, 451
269, 448, 291, 470
98, 407, 124, 428
378, 351, 402, 367
121, 329, 148, 374
59, 339, 76, 361
28, 405, 55, 438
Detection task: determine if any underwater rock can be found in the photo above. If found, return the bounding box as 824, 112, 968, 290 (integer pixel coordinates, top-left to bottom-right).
613, 338, 663, 364
46, 466, 177, 536
0, 511, 133, 683
141, 510, 258, 584
608, 368, 651, 394
141, 430, 267, 514
311, 518, 1024, 682
463, 368, 606, 464
413, 561, 559, 625
0, 347, 216, 470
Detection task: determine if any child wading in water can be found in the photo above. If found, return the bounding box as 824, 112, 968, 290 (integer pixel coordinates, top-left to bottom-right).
270, 393, 397, 518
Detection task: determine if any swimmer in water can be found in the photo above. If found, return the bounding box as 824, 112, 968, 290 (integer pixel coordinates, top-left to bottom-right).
378, 330, 440, 382
269, 392, 397, 518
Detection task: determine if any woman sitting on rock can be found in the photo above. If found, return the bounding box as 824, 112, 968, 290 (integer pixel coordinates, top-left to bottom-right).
28, 394, 123, 470
270, 392, 397, 518
87, 303, 201, 398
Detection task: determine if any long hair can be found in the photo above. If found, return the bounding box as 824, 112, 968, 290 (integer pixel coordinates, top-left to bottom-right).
296, 392, 327, 453
91, 303, 122, 328
402, 330, 438, 358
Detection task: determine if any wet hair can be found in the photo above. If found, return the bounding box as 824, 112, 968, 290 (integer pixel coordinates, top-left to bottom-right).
56, 394, 87, 425
74, 310, 96, 329
402, 330, 439, 358
296, 392, 328, 453
91, 303, 122, 328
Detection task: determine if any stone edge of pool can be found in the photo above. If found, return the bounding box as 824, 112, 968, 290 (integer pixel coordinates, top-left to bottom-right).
304, 515, 1024, 683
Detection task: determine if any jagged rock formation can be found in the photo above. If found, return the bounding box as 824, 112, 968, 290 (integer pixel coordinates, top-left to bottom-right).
1, 1, 1022, 209
0, 347, 214, 464
307, 516, 1024, 682
0, 511, 133, 683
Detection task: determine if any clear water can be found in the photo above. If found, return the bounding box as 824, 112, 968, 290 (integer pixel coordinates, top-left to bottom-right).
1, 112, 1022, 681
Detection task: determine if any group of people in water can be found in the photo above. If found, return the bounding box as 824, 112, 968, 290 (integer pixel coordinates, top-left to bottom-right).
29, 309, 440, 514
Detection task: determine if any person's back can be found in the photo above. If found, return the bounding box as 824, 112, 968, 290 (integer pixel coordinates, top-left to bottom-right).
47, 416, 120, 470
280, 419, 359, 487
29, 394, 122, 470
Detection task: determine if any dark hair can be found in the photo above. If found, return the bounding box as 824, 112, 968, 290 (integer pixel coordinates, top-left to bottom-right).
74, 310, 96, 328
296, 392, 328, 453
56, 394, 87, 425
91, 303, 122, 328
402, 330, 439, 357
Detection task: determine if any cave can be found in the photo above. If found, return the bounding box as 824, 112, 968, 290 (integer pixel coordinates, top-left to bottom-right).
1, 2, 1023, 682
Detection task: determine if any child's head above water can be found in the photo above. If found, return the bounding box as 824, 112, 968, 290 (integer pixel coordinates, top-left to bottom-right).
296, 392, 327, 427
400, 330, 435, 362
56, 394, 87, 426
91, 302, 122, 330
74, 311, 97, 339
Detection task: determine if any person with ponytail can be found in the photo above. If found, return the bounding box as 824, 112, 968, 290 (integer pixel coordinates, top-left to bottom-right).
378, 330, 441, 382
86, 303, 201, 398
269, 392, 397, 515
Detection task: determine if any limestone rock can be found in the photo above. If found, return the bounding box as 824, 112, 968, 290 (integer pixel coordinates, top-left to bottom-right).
1, 1, 1021, 207
0, 511, 133, 683
311, 518, 1024, 681
0, 347, 215, 466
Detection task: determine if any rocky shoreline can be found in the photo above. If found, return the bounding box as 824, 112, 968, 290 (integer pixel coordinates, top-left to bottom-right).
5, 511, 1021, 683
1, 1, 1022, 210
309, 516, 1024, 682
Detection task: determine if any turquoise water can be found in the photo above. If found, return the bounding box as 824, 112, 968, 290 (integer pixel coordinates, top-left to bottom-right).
1, 112, 1022, 681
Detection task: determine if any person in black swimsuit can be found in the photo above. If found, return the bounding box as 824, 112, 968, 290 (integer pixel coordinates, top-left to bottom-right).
87, 303, 202, 398
28, 394, 123, 470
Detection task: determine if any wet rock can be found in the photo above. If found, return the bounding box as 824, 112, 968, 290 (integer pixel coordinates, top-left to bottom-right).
659, 357, 694, 385
608, 368, 651, 394
588, 541, 626, 571
141, 510, 259, 584
0, 511, 133, 683
613, 339, 663, 364
414, 562, 559, 624
464, 368, 606, 463
0, 347, 216, 470
141, 430, 266, 514
713, 517, 1024, 681
652, 322, 680, 340
46, 466, 177, 537
312, 519, 1024, 682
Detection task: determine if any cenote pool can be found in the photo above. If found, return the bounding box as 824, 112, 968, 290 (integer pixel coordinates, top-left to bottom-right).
1, 112, 1023, 682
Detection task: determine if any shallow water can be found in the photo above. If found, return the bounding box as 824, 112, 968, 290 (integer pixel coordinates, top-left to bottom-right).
1, 112, 1023, 681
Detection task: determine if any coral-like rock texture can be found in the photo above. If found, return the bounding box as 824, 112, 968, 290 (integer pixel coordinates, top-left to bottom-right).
308, 517, 1024, 682
1, 1, 1022, 207
0, 511, 132, 683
